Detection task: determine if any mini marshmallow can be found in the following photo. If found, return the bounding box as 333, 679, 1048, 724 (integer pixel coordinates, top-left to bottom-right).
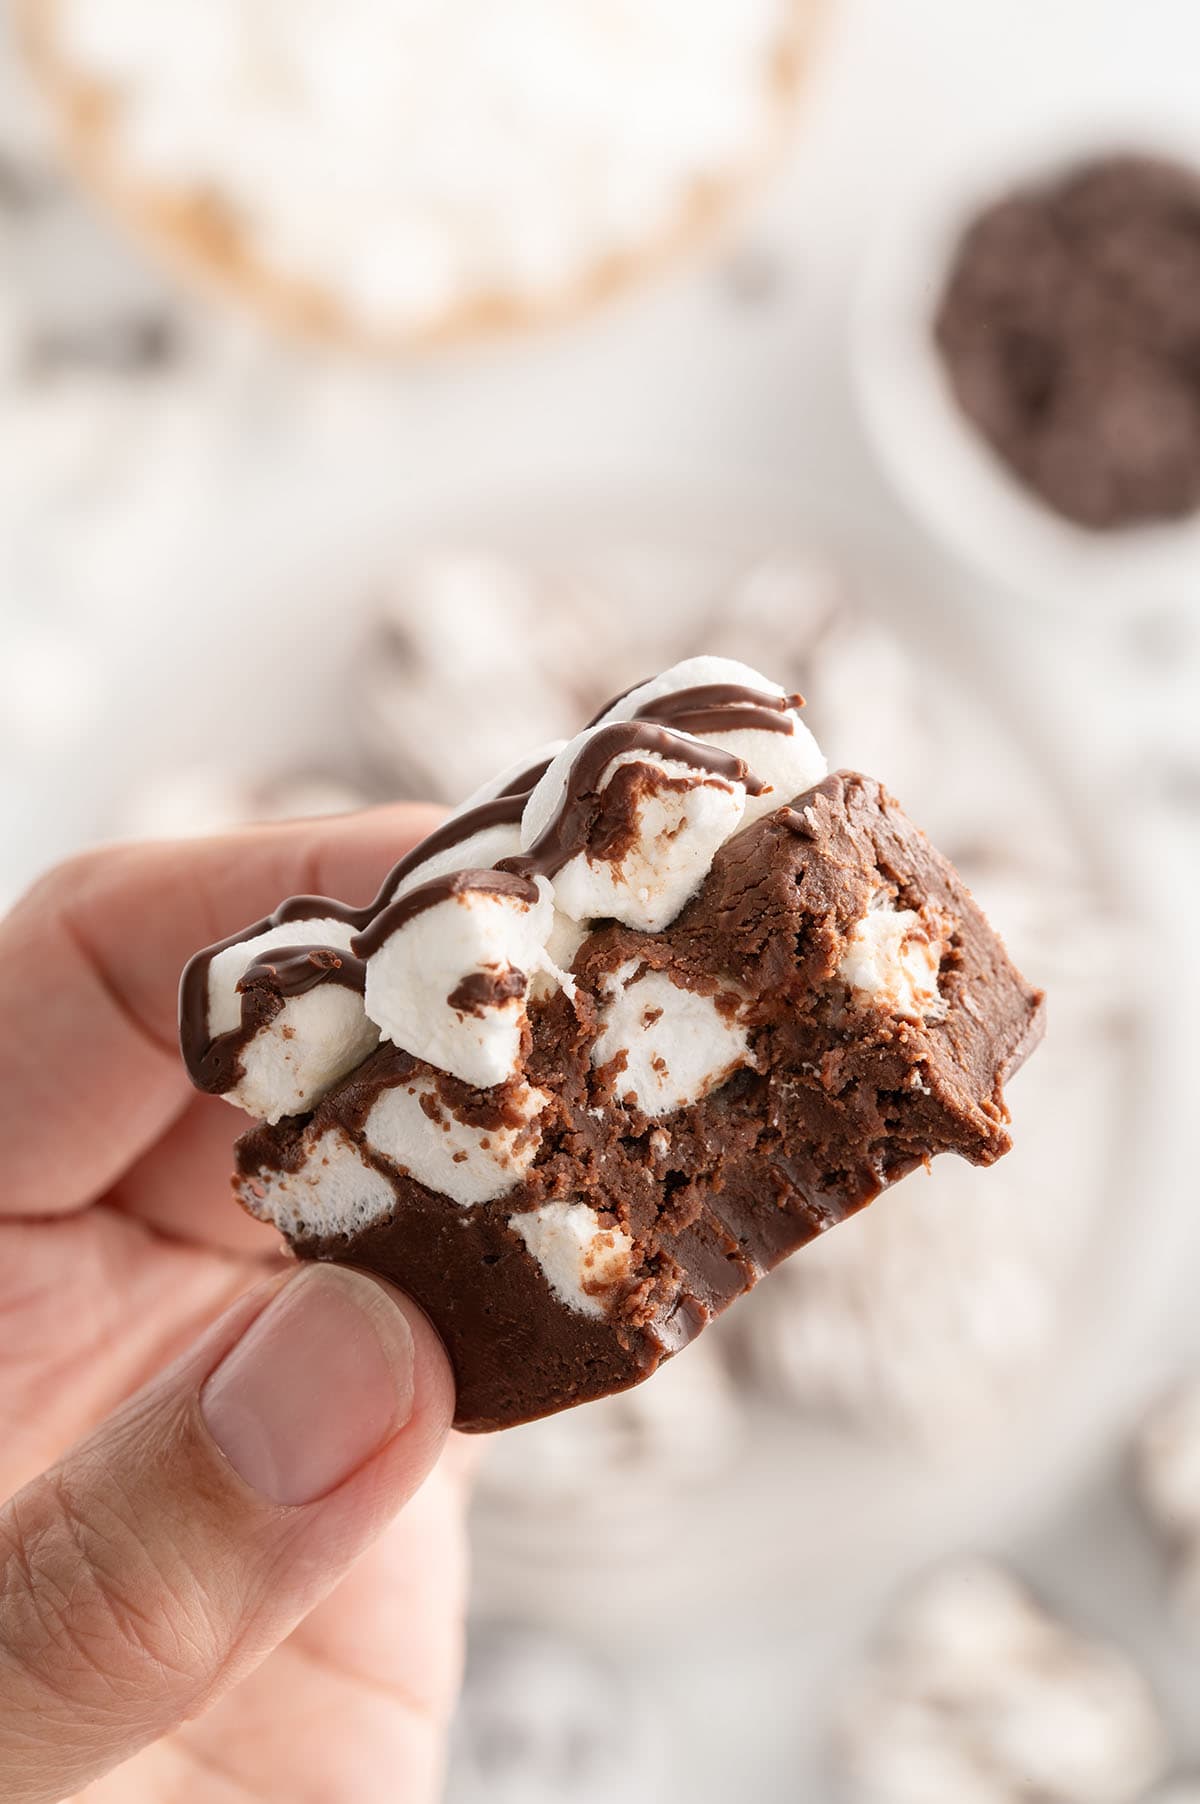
839, 900, 945, 1021
207, 917, 379, 1123
834, 1559, 1166, 1804
530, 910, 589, 1002
592, 968, 750, 1117
393, 822, 522, 897
520, 728, 746, 932
1133, 1377, 1200, 1627
366, 1077, 548, 1207
1136, 1378, 1200, 1537
363, 876, 559, 1088
394, 741, 568, 899
237, 1128, 396, 1240
509, 1201, 634, 1318
598, 655, 826, 826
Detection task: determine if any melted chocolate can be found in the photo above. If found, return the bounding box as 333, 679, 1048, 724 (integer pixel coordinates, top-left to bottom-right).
352, 869, 540, 960
179, 894, 377, 1093
631, 682, 804, 737
375, 762, 552, 903
776, 804, 819, 839
179, 758, 553, 1089
238, 944, 367, 998
499, 721, 763, 882
447, 968, 528, 1015
179, 709, 770, 1097
496, 756, 556, 798
586, 677, 804, 737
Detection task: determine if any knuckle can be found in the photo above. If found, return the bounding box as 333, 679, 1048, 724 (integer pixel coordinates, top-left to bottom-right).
0, 1466, 222, 1714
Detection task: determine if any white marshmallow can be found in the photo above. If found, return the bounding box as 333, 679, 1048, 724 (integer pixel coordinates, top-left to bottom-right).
458, 740, 569, 813
366, 1076, 548, 1207
237, 1128, 396, 1240
510, 1201, 634, 1318
207, 917, 379, 1123
598, 655, 827, 826
363, 875, 559, 1089
592, 968, 750, 1117
835, 1560, 1167, 1804
391, 821, 523, 900
530, 910, 589, 1002
839, 901, 945, 1021
393, 739, 569, 897
520, 728, 746, 932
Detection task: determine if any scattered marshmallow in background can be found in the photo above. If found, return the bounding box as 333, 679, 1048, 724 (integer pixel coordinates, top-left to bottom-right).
447, 1625, 665, 1804
1134, 1377, 1200, 1628
697, 556, 943, 816
832, 1559, 1166, 1804
350, 552, 662, 803
738, 1156, 1060, 1441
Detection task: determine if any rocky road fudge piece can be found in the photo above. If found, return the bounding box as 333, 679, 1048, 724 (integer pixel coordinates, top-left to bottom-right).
179, 658, 1043, 1431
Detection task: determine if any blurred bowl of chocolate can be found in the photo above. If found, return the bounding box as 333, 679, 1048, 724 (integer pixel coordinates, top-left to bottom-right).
852, 117, 1200, 611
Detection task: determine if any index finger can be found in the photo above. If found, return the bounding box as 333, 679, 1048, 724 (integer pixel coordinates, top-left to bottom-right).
0, 805, 442, 1216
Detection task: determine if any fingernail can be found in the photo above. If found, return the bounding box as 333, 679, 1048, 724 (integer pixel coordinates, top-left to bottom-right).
201, 1265, 415, 1505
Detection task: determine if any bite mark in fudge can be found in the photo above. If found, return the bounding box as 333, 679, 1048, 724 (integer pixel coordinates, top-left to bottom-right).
181, 658, 1043, 1430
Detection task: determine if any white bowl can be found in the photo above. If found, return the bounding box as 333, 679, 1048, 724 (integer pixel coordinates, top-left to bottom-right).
851, 110, 1200, 613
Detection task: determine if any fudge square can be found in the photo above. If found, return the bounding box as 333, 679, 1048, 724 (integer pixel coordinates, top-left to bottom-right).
181, 661, 1044, 1430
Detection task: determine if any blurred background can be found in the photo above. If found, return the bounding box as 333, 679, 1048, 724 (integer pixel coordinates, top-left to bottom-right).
4, 0, 1200, 1798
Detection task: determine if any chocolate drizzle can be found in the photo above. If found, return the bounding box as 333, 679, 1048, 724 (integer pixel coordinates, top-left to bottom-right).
178, 759, 553, 1091
238, 944, 367, 998
179, 894, 378, 1093
498, 720, 763, 882
352, 868, 540, 959
495, 756, 557, 798
178, 708, 770, 1097
630, 682, 804, 737
374, 759, 552, 902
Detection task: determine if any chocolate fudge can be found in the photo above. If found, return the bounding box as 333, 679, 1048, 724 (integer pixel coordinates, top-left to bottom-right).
180, 659, 1044, 1430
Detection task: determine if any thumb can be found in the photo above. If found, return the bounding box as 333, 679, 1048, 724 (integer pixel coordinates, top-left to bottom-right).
0, 1263, 454, 1804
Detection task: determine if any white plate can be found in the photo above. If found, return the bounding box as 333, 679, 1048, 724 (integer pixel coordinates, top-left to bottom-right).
851, 110, 1200, 615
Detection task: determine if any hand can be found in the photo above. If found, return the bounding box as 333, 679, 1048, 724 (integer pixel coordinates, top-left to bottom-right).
0, 806, 471, 1804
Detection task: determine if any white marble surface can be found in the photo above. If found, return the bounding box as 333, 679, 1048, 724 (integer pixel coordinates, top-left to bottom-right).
3, 2, 1200, 1800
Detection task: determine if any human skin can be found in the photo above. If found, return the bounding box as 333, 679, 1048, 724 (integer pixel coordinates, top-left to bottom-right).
0, 806, 471, 1804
